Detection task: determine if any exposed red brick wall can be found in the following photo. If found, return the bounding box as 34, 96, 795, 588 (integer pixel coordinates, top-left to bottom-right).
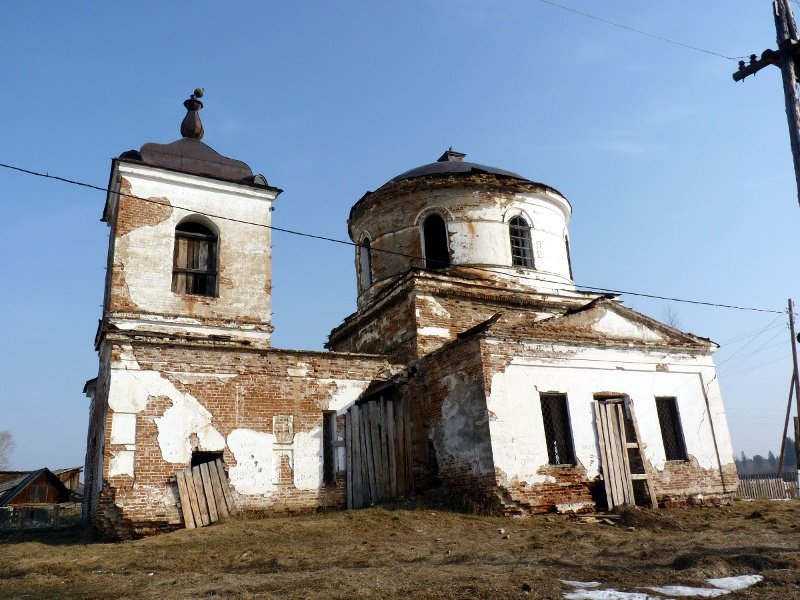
91, 341, 395, 538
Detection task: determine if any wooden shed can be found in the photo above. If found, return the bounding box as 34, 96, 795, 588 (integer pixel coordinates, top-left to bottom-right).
0, 469, 70, 506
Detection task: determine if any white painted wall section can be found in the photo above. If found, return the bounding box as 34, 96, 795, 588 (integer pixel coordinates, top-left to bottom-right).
227, 428, 276, 495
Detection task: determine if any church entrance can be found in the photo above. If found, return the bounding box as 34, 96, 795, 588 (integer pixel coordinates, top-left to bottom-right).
593, 396, 657, 509
345, 392, 414, 508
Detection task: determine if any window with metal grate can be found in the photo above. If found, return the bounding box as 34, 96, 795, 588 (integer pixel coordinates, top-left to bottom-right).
509, 216, 534, 268
540, 393, 575, 465
655, 397, 688, 461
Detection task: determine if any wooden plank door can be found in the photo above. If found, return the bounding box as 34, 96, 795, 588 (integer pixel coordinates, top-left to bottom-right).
346, 396, 413, 509
593, 400, 635, 508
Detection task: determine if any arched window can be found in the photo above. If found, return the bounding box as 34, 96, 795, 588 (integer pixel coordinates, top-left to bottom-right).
509, 216, 534, 268
172, 221, 218, 296
359, 236, 373, 288
422, 214, 450, 270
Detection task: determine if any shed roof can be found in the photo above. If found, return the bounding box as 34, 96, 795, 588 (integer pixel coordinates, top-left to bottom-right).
0, 468, 72, 506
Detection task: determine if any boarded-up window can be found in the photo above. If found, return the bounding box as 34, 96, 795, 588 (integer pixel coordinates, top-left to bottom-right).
655, 397, 688, 461
172, 221, 218, 296
540, 393, 575, 465
323, 411, 336, 485
422, 214, 450, 270
509, 216, 534, 268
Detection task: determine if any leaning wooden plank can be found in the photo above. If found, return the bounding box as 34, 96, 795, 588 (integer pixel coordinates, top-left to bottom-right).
208, 461, 229, 519
184, 468, 204, 527
593, 403, 614, 509
603, 404, 624, 507
378, 398, 391, 500
597, 403, 618, 507
615, 404, 636, 504
199, 463, 218, 523
610, 405, 630, 505
368, 401, 384, 502
628, 401, 658, 508
345, 411, 354, 509
395, 398, 407, 497
403, 395, 413, 494
350, 405, 364, 508
175, 470, 196, 529
214, 459, 236, 515
386, 399, 398, 499
191, 466, 210, 526
358, 406, 371, 507
361, 404, 378, 504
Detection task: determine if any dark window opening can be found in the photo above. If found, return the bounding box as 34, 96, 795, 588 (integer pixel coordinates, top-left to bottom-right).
323, 411, 337, 485
655, 397, 688, 461
191, 450, 223, 467
509, 216, 534, 268
540, 393, 576, 465
566, 236, 574, 280
422, 214, 450, 270
172, 221, 218, 296
359, 237, 373, 288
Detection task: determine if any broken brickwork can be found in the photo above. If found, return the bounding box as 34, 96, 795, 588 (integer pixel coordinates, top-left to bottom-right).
85, 339, 396, 538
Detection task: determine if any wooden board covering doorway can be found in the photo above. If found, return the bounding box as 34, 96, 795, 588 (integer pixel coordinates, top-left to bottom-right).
593, 399, 657, 509
346, 396, 413, 509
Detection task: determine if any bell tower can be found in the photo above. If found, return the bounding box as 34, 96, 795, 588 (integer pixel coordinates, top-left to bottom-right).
98, 89, 281, 349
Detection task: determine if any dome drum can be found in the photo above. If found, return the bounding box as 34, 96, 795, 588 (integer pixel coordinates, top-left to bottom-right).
349, 152, 574, 308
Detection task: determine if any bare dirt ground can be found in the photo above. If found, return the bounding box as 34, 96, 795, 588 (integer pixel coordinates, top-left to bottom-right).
0, 499, 798, 599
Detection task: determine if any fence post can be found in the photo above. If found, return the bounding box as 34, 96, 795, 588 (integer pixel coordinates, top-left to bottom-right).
52, 505, 60, 530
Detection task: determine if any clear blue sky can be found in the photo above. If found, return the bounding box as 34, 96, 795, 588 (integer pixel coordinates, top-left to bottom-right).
2, 1, 798, 470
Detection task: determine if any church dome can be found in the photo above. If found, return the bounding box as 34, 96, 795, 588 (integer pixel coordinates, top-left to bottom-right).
349, 149, 575, 308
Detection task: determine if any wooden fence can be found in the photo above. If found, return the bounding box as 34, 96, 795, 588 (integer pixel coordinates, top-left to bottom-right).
175, 459, 236, 528
737, 472, 800, 500
0, 503, 80, 531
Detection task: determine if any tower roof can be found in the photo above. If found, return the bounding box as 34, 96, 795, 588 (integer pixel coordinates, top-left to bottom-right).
389, 148, 529, 184
118, 89, 265, 186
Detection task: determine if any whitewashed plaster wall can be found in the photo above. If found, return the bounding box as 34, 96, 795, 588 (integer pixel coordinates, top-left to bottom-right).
353, 185, 575, 301
484, 341, 735, 485
109, 163, 277, 345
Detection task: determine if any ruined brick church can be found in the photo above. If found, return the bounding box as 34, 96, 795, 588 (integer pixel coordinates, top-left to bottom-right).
83, 91, 738, 537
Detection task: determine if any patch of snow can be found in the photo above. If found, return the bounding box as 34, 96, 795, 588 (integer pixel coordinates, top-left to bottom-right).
562, 590, 660, 600
560, 581, 601, 588
705, 575, 763, 591
645, 585, 728, 597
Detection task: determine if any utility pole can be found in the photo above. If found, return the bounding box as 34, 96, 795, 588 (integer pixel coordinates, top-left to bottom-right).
776, 300, 800, 478
790, 299, 800, 474
733, 0, 800, 205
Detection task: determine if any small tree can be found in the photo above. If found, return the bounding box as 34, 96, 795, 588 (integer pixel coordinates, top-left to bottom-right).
767, 450, 778, 469
0, 431, 13, 470
784, 437, 798, 470
662, 305, 683, 330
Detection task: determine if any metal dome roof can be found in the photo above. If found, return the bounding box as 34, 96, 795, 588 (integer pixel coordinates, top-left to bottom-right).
389, 148, 529, 183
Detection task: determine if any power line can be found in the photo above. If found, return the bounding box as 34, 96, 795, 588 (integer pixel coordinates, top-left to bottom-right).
718, 319, 785, 345
536, 0, 744, 61
0, 159, 786, 315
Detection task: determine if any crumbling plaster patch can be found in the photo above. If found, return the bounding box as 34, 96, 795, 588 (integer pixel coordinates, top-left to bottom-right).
109, 450, 135, 478
293, 427, 323, 490
227, 429, 275, 495
108, 345, 225, 464
321, 379, 373, 413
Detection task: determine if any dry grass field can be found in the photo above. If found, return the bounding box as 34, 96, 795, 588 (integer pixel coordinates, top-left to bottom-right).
1, 499, 798, 599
